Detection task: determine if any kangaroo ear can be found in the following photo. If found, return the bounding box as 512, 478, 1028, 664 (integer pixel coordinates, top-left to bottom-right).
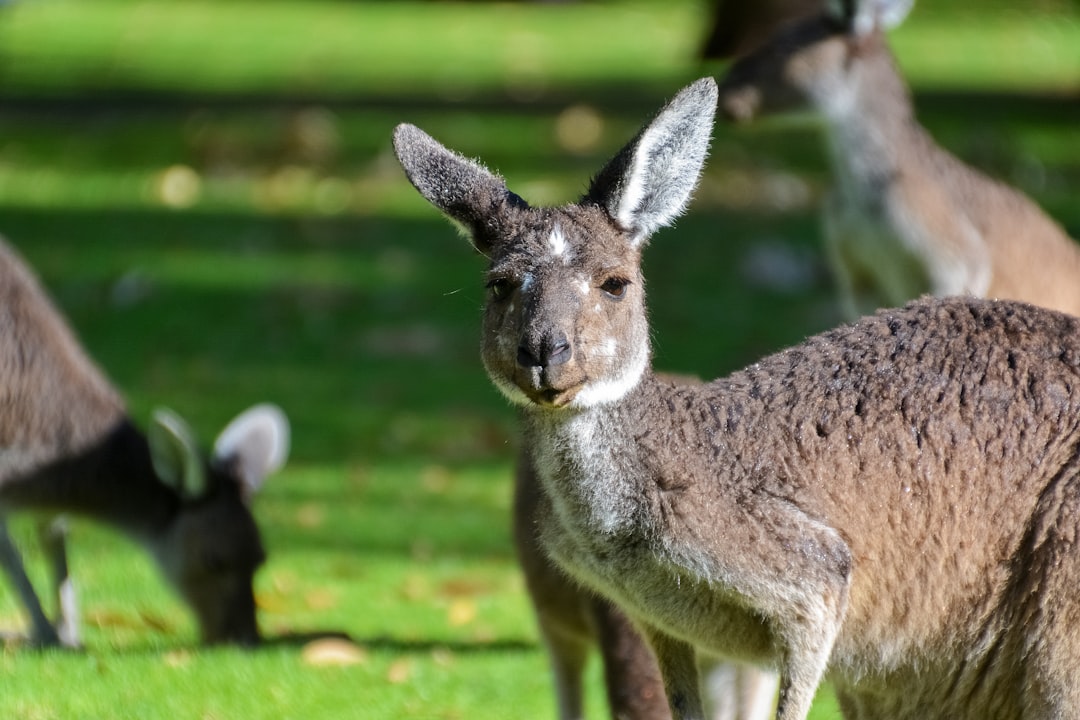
583, 77, 717, 247
393, 123, 529, 254
149, 407, 208, 500
213, 403, 290, 499
830, 0, 913, 35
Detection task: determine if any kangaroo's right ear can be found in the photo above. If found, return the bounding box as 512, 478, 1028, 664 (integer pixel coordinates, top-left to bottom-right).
392, 123, 529, 254
213, 403, 290, 500
583, 78, 717, 248
148, 408, 208, 500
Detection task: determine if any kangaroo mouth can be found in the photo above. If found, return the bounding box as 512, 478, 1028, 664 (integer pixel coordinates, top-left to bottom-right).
533, 385, 582, 408
519, 368, 585, 408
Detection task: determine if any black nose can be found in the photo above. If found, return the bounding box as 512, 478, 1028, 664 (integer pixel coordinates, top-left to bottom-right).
517, 333, 572, 369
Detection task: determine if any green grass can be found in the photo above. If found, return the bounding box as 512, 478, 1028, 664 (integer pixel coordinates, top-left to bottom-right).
0, 1, 1076, 718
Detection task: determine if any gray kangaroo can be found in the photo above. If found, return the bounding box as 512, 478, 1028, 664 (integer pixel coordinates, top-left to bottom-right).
0, 237, 289, 647
517, 390, 778, 720
718, 0, 1080, 320
395, 77, 1080, 719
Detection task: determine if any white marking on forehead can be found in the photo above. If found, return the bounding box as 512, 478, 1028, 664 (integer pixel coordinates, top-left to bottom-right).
548, 225, 568, 261
578, 278, 591, 296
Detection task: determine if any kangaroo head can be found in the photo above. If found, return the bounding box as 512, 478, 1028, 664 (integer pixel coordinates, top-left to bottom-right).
147, 404, 289, 645
718, 0, 914, 122
394, 79, 717, 410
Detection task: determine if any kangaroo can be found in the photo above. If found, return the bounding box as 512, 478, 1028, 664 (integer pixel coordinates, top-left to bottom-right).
515, 447, 672, 720
0, 237, 289, 647
718, 0, 1080, 321
517, 402, 778, 720
395, 77, 1080, 719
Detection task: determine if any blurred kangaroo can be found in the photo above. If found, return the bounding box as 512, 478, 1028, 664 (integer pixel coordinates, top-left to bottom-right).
0, 237, 289, 647
396, 76, 1080, 720
718, 0, 1080, 320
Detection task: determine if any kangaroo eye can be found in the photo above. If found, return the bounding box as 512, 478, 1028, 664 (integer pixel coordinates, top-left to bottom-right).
486, 278, 514, 300
600, 277, 630, 299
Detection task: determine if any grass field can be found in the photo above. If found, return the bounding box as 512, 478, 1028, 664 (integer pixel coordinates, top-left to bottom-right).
0, 1, 1076, 718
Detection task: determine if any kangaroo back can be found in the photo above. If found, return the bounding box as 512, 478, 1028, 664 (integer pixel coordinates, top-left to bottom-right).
0, 238, 124, 468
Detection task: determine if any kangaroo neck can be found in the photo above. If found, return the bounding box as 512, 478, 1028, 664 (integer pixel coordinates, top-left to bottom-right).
0, 419, 180, 542
520, 373, 665, 536
821, 44, 920, 203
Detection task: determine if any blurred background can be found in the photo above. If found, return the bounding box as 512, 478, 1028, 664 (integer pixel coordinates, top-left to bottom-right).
0, 0, 1076, 717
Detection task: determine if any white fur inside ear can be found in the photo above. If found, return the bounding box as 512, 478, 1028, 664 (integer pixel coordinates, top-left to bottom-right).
609, 79, 716, 245
213, 403, 290, 495
148, 407, 207, 499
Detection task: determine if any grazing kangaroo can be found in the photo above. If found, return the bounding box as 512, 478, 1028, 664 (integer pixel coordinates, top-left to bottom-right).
0, 238, 289, 647
718, 0, 1080, 320
395, 77, 1080, 719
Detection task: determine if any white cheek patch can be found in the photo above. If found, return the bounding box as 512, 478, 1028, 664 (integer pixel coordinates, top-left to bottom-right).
572, 341, 648, 408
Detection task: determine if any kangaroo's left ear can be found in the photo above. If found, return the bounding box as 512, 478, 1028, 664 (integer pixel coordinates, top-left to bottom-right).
583, 77, 717, 248
393, 123, 530, 255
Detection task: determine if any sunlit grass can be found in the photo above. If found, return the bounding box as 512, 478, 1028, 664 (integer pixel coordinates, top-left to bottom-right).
0, 0, 699, 97
0, 0, 1075, 99
0, 1, 1075, 718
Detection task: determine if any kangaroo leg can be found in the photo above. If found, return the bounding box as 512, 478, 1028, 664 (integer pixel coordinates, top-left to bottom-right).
39, 516, 80, 648
703, 660, 779, 720
700, 500, 850, 720
591, 595, 672, 720
537, 614, 590, 720
0, 518, 60, 646
643, 625, 706, 720
766, 513, 850, 720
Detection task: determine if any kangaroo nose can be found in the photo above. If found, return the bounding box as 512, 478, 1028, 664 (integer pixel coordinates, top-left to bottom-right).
517, 333, 572, 369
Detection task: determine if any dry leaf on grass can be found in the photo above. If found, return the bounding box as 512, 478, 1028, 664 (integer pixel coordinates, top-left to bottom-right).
300, 638, 368, 667
447, 598, 477, 627
163, 649, 192, 668
386, 659, 412, 684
